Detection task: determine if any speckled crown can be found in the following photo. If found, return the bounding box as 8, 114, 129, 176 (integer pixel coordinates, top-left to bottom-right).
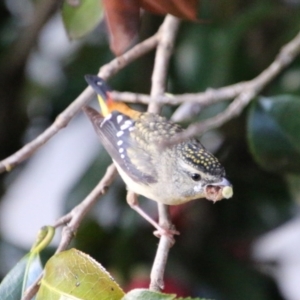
178, 140, 225, 176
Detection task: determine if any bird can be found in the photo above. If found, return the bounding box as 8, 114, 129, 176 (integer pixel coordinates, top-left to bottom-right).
83, 75, 233, 237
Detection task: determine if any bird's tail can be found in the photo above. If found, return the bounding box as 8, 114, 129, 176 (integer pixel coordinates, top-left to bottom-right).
85, 74, 141, 119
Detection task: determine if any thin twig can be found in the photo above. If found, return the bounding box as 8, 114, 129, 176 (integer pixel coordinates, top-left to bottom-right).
164, 29, 300, 145
148, 16, 180, 113
22, 164, 117, 300
0, 33, 159, 174
54, 164, 117, 252
111, 30, 300, 127
148, 15, 180, 292
22, 282, 40, 300
111, 81, 247, 106
99, 33, 160, 79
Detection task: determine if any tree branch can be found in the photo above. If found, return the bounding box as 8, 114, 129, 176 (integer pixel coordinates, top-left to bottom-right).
147, 15, 180, 292
164, 29, 300, 145
22, 164, 117, 300
53, 164, 117, 252
111, 81, 247, 106
111, 30, 300, 128
0, 33, 159, 174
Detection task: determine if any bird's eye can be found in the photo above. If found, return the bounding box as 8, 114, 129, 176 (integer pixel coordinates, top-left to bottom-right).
191, 173, 201, 181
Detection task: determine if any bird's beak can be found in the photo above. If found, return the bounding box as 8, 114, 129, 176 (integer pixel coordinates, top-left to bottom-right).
210, 177, 232, 188
205, 177, 233, 201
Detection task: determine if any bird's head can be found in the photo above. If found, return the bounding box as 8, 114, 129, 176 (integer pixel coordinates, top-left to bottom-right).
175, 140, 233, 203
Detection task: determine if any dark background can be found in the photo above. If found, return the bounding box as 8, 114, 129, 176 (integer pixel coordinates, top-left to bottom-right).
1, 1, 300, 299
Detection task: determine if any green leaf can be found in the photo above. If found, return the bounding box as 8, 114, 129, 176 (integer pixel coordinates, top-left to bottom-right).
0, 253, 43, 300
0, 226, 54, 300
62, 0, 103, 40
247, 95, 300, 173
122, 289, 209, 300
122, 289, 176, 300
30, 226, 55, 254
36, 248, 124, 300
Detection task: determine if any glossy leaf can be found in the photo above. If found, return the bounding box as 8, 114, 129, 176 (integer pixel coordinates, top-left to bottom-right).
122, 289, 175, 300
141, 0, 198, 20
36, 248, 124, 300
247, 96, 300, 173
102, 0, 199, 55
62, 0, 200, 54
122, 288, 207, 300
62, 0, 103, 39
102, 0, 140, 56
0, 254, 42, 300
0, 226, 54, 300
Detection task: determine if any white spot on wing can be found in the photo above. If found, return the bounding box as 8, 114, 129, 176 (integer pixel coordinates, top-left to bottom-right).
100, 113, 112, 127
106, 113, 112, 120
119, 148, 124, 153
117, 140, 123, 146
117, 115, 123, 123
120, 122, 131, 131
116, 131, 124, 137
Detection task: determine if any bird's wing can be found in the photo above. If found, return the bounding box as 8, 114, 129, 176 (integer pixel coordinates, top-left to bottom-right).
83, 106, 157, 185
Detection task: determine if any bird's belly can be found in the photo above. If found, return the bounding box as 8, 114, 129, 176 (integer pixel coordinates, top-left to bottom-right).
113, 161, 157, 201
113, 161, 195, 205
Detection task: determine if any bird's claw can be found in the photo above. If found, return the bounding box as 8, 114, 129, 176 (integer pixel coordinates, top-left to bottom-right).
153, 227, 180, 245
